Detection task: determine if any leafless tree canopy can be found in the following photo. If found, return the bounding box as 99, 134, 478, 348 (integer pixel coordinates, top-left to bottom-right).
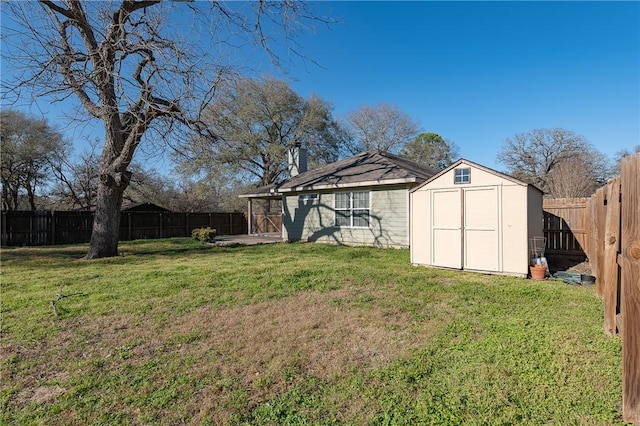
545, 156, 601, 198
612, 145, 640, 176
1, 1, 329, 258
342, 102, 421, 155
47, 137, 101, 211
497, 128, 611, 197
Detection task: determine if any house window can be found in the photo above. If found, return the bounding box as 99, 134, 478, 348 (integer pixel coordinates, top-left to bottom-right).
335, 191, 370, 228
454, 168, 471, 184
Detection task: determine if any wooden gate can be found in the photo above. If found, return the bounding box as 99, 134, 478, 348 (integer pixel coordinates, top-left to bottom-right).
251, 213, 282, 234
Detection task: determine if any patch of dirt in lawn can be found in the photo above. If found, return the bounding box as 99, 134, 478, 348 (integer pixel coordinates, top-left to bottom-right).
9, 381, 66, 407
169, 286, 435, 380
3, 285, 440, 422
169, 284, 438, 415
27, 385, 66, 404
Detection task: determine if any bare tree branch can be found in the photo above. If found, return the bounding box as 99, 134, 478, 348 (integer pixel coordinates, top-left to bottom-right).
2, 0, 334, 258
497, 128, 612, 196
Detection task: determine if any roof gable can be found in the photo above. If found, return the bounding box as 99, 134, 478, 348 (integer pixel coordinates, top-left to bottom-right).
121, 202, 170, 212
410, 158, 543, 193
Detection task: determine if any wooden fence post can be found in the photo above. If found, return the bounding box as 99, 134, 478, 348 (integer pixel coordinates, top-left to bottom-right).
588, 195, 599, 297
621, 154, 640, 424
128, 212, 132, 241
603, 178, 621, 336
593, 187, 606, 300
50, 210, 56, 245
1, 211, 6, 246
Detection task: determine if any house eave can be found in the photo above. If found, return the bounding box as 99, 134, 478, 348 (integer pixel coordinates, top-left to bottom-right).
238, 192, 282, 199
278, 177, 421, 193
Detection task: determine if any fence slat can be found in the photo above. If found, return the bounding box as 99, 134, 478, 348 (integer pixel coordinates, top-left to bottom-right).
594, 187, 607, 300
621, 154, 640, 424
603, 178, 621, 336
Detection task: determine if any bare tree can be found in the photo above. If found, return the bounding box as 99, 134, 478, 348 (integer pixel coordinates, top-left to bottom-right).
48, 140, 181, 211
2, 1, 327, 258
123, 165, 180, 210
48, 138, 100, 210
1, 109, 67, 210
545, 156, 602, 198
612, 145, 640, 176
342, 103, 420, 155
497, 128, 611, 196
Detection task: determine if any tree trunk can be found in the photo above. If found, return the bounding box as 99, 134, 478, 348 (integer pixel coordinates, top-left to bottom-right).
85, 170, 130, 259
26, 183, 36, 211
1, 184, 11, 211
84, 107, 134, 259
10, 186, 19, 210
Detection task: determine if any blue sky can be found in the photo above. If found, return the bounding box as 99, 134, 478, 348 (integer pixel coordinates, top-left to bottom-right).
2, 1, 639, 174
279, 1, 639, 170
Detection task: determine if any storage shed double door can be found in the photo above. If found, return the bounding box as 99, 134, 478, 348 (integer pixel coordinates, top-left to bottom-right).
431, 185, 501, 272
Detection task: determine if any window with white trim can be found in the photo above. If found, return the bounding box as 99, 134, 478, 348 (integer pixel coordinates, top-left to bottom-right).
335, 191, 370, 227
454, 168, 471, 184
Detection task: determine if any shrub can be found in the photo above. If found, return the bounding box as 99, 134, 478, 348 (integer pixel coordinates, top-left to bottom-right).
191, 227, 217, 243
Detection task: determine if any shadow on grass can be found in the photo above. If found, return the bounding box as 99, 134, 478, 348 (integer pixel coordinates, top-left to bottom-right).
122, 240, 270, 257
0, 245, 90, 262
1, 238, 275, 266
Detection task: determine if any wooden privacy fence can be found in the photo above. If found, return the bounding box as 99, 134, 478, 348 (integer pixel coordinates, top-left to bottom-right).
542, 153, 639, 424
543, 197, 590, 254
584, 153, 639, 424
1, 210, 247, 247
543, 197, 590, 268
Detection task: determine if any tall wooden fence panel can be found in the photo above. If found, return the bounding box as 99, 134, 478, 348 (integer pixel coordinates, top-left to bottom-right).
583, 153, 639, 424
1, 210, 247, 247
543, 198, 590, 269
543, 153, 639, 423
543, 198, 590, 252
620, 154, 640, 424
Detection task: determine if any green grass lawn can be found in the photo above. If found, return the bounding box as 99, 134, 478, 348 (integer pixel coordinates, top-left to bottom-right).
0, 239, 625, 425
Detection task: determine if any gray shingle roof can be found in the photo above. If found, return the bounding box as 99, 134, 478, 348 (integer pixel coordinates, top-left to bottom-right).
277, 150, 437, 192
239, 150, 438, 198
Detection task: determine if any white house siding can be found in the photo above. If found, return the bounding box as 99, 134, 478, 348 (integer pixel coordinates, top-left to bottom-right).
282, 185, 411, 247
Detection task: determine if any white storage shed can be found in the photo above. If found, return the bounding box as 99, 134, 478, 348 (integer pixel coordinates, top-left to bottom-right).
410, 159, 544, 277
